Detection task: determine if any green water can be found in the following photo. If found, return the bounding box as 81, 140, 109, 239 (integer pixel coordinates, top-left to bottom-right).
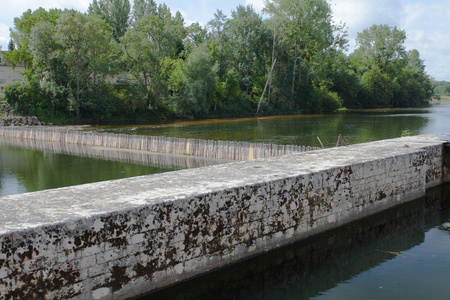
0, 143, 178, 196
92, 102, 450, 148
1, 102, 449, 196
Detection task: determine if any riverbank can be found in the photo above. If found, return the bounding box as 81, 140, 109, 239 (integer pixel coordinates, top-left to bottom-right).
0, 100, 46, 126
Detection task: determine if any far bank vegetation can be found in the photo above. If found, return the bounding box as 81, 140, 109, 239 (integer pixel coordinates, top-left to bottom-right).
3, 0, 434, 123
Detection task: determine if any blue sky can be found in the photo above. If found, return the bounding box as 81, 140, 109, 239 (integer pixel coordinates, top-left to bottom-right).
1, 0, 449, 81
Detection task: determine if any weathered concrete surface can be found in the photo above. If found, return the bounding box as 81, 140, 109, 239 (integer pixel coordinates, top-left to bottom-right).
0, 135, 449, 299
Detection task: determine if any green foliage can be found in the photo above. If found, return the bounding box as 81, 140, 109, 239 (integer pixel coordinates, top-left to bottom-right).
352, 25, 407, 71
433, 80, 450, 96
348, 25, 432, 108
55, 11, 114, 120
88, 0, 131, 41
360, 65, 395, 108
4, 3, 434, 123
4, 81, 68, 121
401, 129, 411, 137
316, 88, 343, 112
170, 44, 216, 117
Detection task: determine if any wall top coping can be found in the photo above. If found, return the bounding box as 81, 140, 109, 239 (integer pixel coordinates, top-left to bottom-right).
0, 134, 447, 235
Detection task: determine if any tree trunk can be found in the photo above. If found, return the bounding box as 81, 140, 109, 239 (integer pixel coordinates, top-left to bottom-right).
306, 60, 311, 84
298, 57, 302, 86
256, 58, 277, 116
76, 79, 81, 121
291, 45, 297, 103
268, 19, 277, 106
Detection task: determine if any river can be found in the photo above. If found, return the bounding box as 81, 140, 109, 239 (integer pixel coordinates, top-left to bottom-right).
3, 102, 448, 196
91, 101, 450, 148
1, 102, 450, 299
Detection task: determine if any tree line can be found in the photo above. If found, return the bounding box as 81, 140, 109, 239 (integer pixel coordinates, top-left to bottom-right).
3, 0, 434, 123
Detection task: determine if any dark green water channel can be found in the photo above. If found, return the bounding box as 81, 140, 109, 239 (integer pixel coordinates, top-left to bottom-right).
0, 142, 178, 196
145, 184, 450, 300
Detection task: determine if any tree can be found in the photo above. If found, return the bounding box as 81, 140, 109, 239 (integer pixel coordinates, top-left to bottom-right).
29, 21, 63, 115
121, 4, 186, 112
170, 44, 216, 117
207, 10, 231, 81
7, 8, 62, 72
350, 25, 432, 108
8, 39, 15, 52
264, 0, 343, 107
131, 0, 156, 24
392, 49, 432, 107
352, 24, 407, 72
55, 11, 113, 120
228, 5, 270, 95
88, 0, 131, 41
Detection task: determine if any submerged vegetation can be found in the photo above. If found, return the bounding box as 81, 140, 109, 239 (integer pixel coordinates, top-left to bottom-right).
3, 0, 434, 123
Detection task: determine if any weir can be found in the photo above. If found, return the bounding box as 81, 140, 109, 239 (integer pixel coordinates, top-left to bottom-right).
0, 136, 231, 170
0, 127, 319, 161
0, 134, 449, 299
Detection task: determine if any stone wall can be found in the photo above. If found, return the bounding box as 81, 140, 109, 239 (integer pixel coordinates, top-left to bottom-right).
0, 116, 43, 126
0, 135, 449, 299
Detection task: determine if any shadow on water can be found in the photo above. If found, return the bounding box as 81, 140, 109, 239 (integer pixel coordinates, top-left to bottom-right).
141, 184, 450, 300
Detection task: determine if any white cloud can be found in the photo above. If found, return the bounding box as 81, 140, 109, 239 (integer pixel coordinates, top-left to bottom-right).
401, 1, 450, 80
0, 0, 92, 49
245, 0, 265, 12
330, 0, 403, 38
328, 0, 450, 80
0, 24, 9, 50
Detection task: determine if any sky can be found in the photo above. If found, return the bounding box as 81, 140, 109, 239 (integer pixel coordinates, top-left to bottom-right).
0, 0, 449, 81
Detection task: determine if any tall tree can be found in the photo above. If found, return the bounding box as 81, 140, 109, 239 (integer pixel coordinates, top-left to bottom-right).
350, 25, 431, 108
170, 44, 216, 117
352, 24, 407, 72
207, 10, 230, 80
7, 8, 62, 72
55, 11, 113, 120
264, 0, 340, 106
29, 21, 62, 115
131, 0, 156, 24
8, 39, 15, 52
121, 4, 186, 111
88, 0, 131, 41
228, 5, 270, 95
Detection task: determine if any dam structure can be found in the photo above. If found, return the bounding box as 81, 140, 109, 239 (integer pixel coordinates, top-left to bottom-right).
0, 133, 449, 299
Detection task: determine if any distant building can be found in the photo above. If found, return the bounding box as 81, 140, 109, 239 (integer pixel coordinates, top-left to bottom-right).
0, 52, 25, 95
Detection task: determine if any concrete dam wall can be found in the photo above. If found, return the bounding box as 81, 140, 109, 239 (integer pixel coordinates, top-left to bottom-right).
0, 134, 449, 299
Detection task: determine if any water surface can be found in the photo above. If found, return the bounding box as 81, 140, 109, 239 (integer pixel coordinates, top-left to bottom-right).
91, 102, 450, 148
0, 138, 228, 197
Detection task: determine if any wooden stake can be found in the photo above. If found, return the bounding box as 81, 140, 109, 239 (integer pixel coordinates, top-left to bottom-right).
317, 136, 324, 149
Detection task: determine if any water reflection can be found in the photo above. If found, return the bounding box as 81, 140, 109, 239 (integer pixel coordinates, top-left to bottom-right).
0, 138, 229, 196
87, 102, 450, 148
144, 184, 450, 300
